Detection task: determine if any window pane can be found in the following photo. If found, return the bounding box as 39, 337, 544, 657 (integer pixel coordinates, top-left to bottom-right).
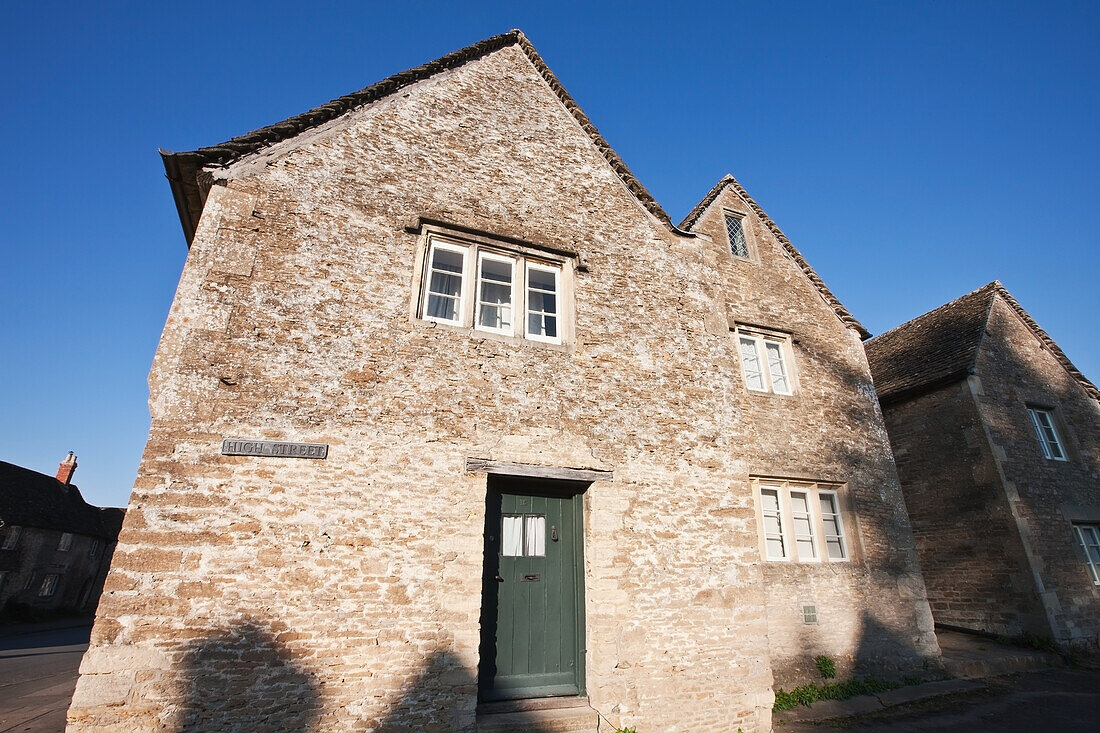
766, 341, 790, 394
725, 215, 749, 258
528, 313, 557, 338
763, 514, 782, 535
528, 267, 557, 291
477, 255, 514, 333
431, 248, 463, 273
766, 537, 785, 559
740, 337, 765, 391
826, 539, 845, 560
760, 487, 781, 512
427, 293, 458, 320
502, 516, 523, 557
525, 515, 546, 556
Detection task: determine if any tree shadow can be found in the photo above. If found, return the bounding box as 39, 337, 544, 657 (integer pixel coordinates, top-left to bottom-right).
175, 619, 566, 731
176, 620, 321, 732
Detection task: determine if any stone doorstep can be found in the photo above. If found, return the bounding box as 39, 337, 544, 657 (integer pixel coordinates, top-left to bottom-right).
774, 678, 987, 724
476, 697, 600, 733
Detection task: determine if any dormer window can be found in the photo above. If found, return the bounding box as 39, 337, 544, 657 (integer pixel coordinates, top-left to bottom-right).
725, 213, 749, 259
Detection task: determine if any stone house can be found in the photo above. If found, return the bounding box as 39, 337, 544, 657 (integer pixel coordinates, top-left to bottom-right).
0, 454, 124, 618
70, 31, 938, 732
865, 282, 1100, 651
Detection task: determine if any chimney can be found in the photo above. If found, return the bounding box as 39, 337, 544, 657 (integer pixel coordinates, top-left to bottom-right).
56, 452, 77, 485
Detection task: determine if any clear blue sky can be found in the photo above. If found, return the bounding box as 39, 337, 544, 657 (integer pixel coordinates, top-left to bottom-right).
1, 2, 1097, 508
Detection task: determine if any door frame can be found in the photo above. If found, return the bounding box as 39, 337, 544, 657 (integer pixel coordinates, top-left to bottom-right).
478, 475, 587, 701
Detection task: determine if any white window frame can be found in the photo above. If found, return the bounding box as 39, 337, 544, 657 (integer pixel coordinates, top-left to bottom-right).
1074, 523, 1100, 585
1, 525, 22, 551
422, 240, 469, 326
1028, 407, 1067, 461
760, 486, 789, 561
57, 532, 73, 552
416, 232, 568, 345
474, 251, 517, 337
737, 330, 795, 395
819, 490, 848, 561
754, 479, 849, 564
524, 263, 562, 344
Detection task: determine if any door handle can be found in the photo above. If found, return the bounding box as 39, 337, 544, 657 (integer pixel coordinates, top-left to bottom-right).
494, 574, 504, 583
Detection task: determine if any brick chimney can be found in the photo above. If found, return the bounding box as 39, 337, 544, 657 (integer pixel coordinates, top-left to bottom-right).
56, 452, 77, 485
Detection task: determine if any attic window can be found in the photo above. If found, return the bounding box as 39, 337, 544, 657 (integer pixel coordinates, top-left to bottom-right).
415, 228, 572, 346
725, 213, 749, 259
1028, 407, 1067, 461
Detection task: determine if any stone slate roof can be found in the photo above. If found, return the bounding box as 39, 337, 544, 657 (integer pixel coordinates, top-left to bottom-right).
161, 29, 679, 245
865, 281, 1100, 405
0, 461, 124, 539
679, 175, 870, 339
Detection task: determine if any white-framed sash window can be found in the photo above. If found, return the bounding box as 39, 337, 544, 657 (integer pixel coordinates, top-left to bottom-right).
476, 252, 516, 335
754, 478, 849, 563
1028, 407, 1067, 461
417, 232, 567, 345
738, 330, 794, 395
423, 241, 467, 325
1074, 524, 1100, 585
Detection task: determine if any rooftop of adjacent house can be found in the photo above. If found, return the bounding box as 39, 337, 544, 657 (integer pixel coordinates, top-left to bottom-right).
161, 30, 868, 339
0, 461, 124, 539
865, 281, 1099, 405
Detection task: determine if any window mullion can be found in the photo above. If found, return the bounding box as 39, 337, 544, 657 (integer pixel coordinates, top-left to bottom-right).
517, 259, 528, 338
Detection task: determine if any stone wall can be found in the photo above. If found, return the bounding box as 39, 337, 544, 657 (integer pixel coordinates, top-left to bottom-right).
688, 187, 940, 688
971, 296, 1100, 647
880, 294, 1100, 650
881, 381, 1047, 636
70, 45, 777, 732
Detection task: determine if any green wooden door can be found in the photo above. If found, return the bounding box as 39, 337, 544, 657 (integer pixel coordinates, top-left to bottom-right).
479, 479, 584, 700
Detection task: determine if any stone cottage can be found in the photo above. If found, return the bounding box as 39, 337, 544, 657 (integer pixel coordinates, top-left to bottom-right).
70, 31, 939, 732
0, 454, 125, 618
866, 282, 1100, 651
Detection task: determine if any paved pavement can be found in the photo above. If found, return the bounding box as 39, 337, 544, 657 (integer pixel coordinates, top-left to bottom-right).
0, 625, 90, 733
782, 666, 1100, 732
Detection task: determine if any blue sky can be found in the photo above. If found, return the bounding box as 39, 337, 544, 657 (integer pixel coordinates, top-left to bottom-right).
1, 2, 1097, 508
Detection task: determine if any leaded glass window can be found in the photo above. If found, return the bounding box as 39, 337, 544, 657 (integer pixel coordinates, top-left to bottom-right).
725, 214, 749, 258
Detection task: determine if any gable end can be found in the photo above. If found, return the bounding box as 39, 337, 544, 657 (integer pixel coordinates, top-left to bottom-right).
682, 175, 870, 339
162, 30, 686, 245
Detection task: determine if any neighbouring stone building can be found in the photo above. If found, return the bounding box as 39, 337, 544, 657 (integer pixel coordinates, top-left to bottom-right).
0, 454, 125, 618
866, 282, 1100, 651
70, 31, 939, 732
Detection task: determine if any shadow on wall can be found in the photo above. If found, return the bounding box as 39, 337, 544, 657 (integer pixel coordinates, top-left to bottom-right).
780, 607, 939, 689
177, 620, 321, 732
176, 620, 560, 732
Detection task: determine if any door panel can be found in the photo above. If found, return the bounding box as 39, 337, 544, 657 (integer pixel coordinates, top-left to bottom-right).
479, 479, 584, 700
